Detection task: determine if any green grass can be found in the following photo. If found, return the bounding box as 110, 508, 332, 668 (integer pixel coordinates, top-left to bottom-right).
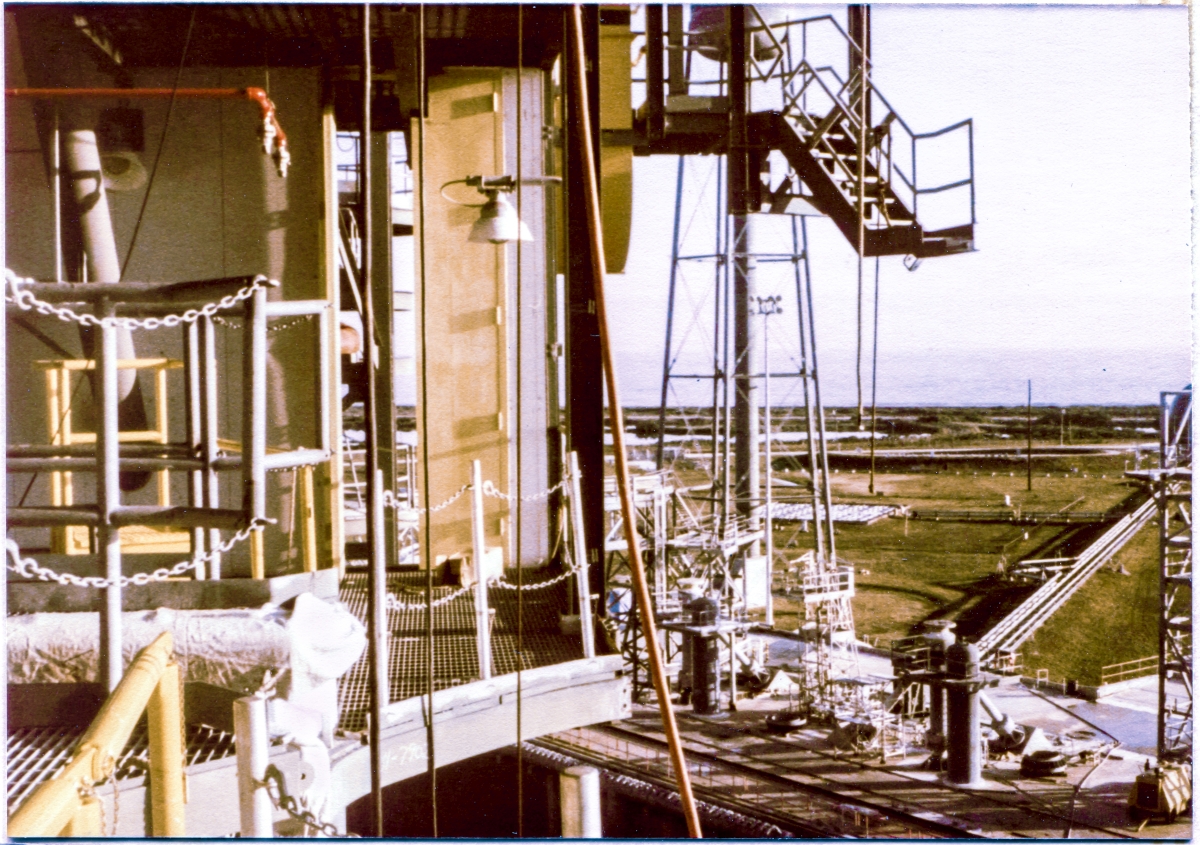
1019, 524, 1161, 685
769, 470, 1158, 662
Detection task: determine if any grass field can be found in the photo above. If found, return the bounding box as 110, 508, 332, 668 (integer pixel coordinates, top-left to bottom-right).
764, 456, 1160, 678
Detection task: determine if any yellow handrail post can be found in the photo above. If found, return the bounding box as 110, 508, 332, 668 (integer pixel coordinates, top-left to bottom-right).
62, 796, 103, 837
147, 660, 186, 836
8, 632, 180, 837
301, 464, 318, 573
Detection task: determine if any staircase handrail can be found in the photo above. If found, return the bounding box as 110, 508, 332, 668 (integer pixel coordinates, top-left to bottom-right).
7, 632, 185, 837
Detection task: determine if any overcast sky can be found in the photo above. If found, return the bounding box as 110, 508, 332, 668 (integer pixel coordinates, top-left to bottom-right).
607, 4, 1191, 407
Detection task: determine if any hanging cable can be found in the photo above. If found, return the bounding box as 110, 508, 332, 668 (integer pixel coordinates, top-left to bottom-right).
514, 6, 526, 836
868, 256, 880, 494
119, 8, 195, 282
414, 5, 439, 836
568, 7, 702, 836
359, 3, 388, 838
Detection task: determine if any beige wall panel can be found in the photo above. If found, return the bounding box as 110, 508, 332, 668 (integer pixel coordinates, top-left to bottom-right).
415, 70, 510, 565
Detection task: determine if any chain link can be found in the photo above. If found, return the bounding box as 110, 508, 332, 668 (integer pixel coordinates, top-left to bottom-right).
5, 269, 273, 331
490, 558, 584, 592
481, 478, 568, 503
212, 313, 315, 334
260, 765, 358, 838
381, 483, 469, 513
385, 582, 475, 612
5, 519, 272, 588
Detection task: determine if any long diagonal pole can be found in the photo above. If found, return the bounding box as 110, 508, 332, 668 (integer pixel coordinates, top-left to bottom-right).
569, 7, 702, 837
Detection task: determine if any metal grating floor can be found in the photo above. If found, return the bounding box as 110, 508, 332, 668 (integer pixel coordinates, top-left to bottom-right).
7, 568, 585, 807
337, 569, 585, 732
6, 723, 235, 812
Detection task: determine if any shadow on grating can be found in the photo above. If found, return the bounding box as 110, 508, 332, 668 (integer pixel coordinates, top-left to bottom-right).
337, 569, 585, 733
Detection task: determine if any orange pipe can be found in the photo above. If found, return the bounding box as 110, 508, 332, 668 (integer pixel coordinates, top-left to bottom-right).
6, 86, 288, 173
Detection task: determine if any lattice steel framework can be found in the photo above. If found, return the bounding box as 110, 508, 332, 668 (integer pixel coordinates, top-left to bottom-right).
1157, 389, 1192, 762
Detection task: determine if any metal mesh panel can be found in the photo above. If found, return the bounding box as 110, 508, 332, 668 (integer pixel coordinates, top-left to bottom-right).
336, 570, 583, 732
6, 723, 235, 812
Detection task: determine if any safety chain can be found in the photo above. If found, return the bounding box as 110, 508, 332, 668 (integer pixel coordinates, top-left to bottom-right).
378, 479, 567, 513
490, 557, 584, 592
385, 582, 475, 612
383, 557, 584, 611
481, 478, 569, 503
5, 519, 272, 588
260, 765, 357, 838
212, 313, 315, 334
4, 269, 273, 331
382, 483, 470, 513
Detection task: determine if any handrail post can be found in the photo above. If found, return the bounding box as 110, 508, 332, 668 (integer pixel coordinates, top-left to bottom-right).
147, 660, 186, 836
568, 452, 596, 658
62, 797, 103, 836
234, 696, 274, 838
471, 460, 493, 680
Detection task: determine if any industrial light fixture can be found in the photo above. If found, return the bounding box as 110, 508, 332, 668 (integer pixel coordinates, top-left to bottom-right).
470, 188, 532, 244
441, 175, 561, 244
97, 103, 147, 192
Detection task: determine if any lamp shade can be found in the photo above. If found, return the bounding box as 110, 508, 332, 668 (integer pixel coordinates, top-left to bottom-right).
468, 190, 533, 244
101, 150, 148, 192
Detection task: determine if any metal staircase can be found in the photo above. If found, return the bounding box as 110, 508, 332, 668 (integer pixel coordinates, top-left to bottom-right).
632, 9, 976, 260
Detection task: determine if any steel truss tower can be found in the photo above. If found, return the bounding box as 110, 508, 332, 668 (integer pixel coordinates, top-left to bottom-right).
1157, 389, 1192, 762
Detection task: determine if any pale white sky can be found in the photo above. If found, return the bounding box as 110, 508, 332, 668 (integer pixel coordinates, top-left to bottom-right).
609, 5, 1192, 407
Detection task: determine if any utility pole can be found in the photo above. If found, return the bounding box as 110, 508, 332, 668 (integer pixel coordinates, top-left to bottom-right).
1026, 380, 1033, 491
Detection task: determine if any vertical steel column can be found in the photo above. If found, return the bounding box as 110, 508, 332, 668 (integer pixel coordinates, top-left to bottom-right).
568, 452, 596, 658
471, 461, 493, 679
242, 287, 268, 577
644, 6, 665, 141
729, 7, 759, 536
96, 301, 123, 692
666, 6, 687, 96
791, 219, 824, 562
761, 301, 775, 626
184, 322, 206, 578
801, 218, 836, 561
564, 5, 606, 603
199, 317, 222, 578
654, 156, 686, 471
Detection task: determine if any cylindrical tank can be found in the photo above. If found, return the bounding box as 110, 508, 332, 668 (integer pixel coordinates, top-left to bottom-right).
686, 597, 720, 715
945, 642, 982, 785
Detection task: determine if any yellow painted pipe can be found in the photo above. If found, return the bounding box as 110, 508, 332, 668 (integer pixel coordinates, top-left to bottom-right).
147, 661, 186, 836
8, 632, 176, 837
62, 796, 103, 837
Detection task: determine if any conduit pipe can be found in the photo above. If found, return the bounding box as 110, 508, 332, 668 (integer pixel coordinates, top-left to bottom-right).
569, 6, 702, 837
7, 88, 290, 176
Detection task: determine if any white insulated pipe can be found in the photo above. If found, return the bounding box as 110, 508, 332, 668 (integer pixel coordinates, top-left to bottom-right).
63, 129, 137, 397
559, 765, 601, 838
